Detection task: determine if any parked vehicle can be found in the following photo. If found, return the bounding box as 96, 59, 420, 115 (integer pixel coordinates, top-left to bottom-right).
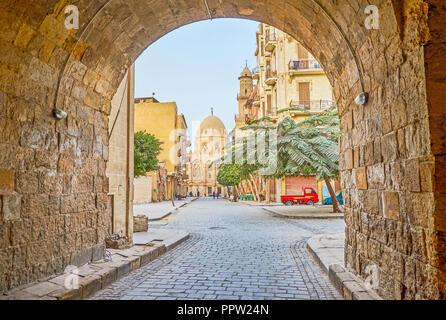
323, 191, 343, 205
240, 194, 254, 200
280, 187, 318, 205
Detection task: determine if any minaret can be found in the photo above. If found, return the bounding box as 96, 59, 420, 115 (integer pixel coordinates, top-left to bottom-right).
235, 63, 253, 129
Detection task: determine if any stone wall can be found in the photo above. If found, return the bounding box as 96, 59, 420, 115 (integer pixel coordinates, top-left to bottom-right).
340, 0, 445, 299
106, 66, 134, 242
0, 0, 444, 298
134, 176, 153, 204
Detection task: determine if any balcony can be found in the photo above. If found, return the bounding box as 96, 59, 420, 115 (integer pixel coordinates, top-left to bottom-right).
265, 32, 277, 52
264, 70, 277, 85
288, 59, 324, 75
289, 99, 334, 111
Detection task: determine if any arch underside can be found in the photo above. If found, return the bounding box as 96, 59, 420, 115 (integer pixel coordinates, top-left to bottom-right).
0, 0, 444, 299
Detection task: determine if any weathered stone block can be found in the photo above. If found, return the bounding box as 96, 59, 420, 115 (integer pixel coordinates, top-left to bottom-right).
359, 190, 379, 215
419, 160, 434, 192
390, 161, 405, 191
344, 148, 353, 170
364, 141, 374, 166
133, 215, 148, 233
381, 132, 398, 162
367, 164, 385, 190
38, 15, 68, 47
23, 281, 61, 297
397, 128, 406, 159
405, 159, 421, 192
2, 195, 21, 221
58, 154, 74, 173
381, 104, 392, 135
391, 101, 407, 130
408, 192, 434, 228
355, 167, 368, 190
14, 23, 35, 50
381, 191, 399, 220
353, 146, 360, 168
91, 244, 105, 262
0, 169, 15, 194
70, 247, 93, 267
373, 138, 382, 164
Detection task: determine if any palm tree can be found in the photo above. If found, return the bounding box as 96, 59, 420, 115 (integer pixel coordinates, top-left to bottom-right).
238, 105, 341, 212
274, 106, 341, 212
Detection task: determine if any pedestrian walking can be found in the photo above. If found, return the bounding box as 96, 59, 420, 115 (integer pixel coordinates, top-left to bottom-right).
213, 191, 216, 199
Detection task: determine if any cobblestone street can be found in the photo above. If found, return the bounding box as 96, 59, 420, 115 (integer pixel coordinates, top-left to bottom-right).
91, 198, 344, 300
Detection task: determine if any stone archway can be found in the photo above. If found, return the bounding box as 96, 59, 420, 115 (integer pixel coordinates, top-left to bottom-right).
0, 0, 444, 299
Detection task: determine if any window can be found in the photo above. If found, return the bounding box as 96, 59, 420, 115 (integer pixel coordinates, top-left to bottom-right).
299, 82, 310, 109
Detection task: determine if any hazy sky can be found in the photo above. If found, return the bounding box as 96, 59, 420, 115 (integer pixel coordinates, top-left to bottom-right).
135, 18, 259, 143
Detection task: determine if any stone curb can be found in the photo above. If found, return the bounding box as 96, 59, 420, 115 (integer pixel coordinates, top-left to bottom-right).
148, 197, 198, 222
0, 243, 166, 300
1, 230, 191, 300
306, 242, 382, 300
306, 241, 331, 274
165, 233, 190, 251
262, 207, 344, 219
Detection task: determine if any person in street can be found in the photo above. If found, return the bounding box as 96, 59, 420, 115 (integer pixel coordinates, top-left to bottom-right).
197, 190, 200, 197
213, 191, 216, 199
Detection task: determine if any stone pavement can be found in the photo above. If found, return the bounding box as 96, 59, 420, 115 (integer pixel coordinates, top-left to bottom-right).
133, 197, 198, 221
91, 198, 345, 300
0, 229, 189, 300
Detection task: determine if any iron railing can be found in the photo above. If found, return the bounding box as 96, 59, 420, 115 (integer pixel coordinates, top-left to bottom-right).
289, 100, 333, 111
288, 59, 322, 70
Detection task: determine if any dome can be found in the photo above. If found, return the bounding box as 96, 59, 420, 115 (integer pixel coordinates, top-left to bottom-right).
200, 115, 226, 133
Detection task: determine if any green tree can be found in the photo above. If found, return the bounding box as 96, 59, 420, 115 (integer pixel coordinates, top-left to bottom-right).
274, 106, 341, 212
217, 163, 242, 187
134, 131, 163, 177
229, 106, 341, 212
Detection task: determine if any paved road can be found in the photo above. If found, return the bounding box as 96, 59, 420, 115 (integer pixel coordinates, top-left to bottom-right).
91, 198, 345, 300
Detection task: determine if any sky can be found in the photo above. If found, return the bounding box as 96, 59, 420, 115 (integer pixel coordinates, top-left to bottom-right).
135, 18, 259, 145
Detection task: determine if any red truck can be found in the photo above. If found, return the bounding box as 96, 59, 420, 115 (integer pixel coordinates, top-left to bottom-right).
280, 187, 319, 206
